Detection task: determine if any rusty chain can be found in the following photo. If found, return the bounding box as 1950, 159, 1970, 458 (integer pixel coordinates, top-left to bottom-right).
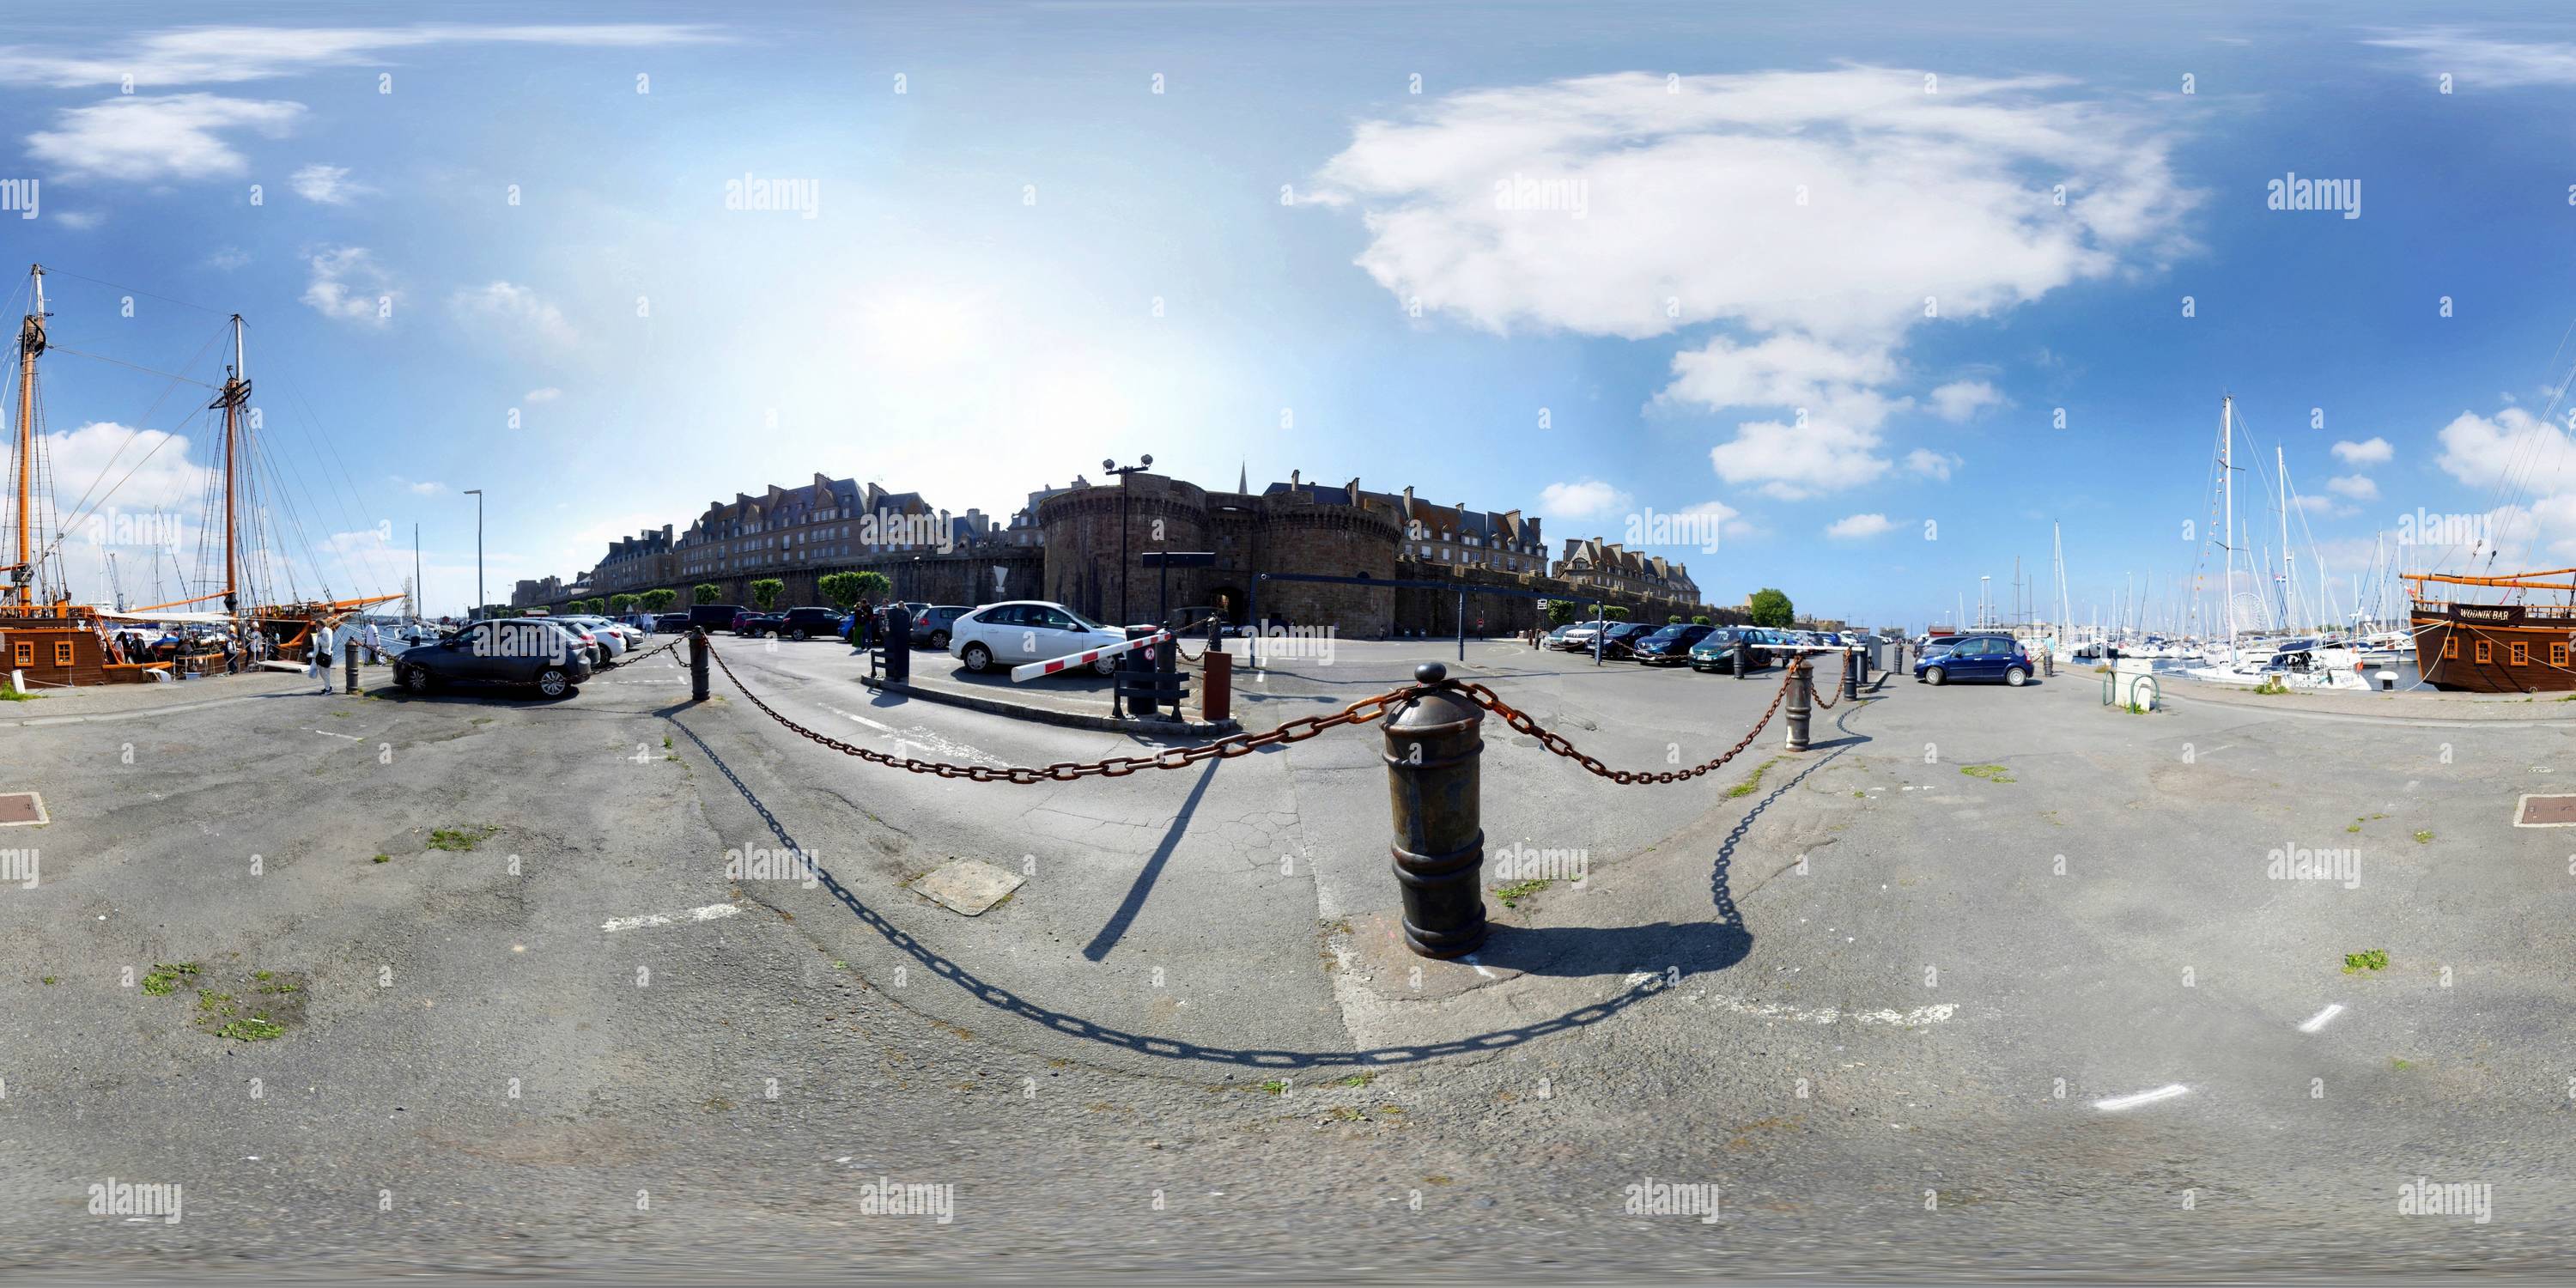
690, 632, 1829, 788
1455, 663, 1799, 785
702, 636, 1422, 783
1807, 653, 1845, 709
593, 633, 688, 672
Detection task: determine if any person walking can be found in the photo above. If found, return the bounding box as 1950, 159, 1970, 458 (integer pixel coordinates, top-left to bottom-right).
364, 620, 384, 665
311, 620, 337, 694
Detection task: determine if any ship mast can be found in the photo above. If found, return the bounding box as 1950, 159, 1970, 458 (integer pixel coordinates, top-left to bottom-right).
214, 313, 248, 635
2221, 394, 2236, 653
11, 264, 43, 608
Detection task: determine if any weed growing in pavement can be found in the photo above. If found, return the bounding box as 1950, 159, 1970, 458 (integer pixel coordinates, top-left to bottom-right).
1959, 763, 2016, 783
426, 826, 493, 852
1494, 878, 1552, 909
2414, 830, 2433, 844
1727, 756, 1784, 799
2254, 675, 2290, 696
140, 963, 197, 995
2343, 949, 2390, 975
1260, 1080, 1291, 1096
0, 689, 41, 702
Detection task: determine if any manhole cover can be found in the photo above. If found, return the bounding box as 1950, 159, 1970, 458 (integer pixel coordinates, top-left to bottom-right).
908, 858, 1024, 916
0, 792, 46, 826
2516, 793, 2576, 827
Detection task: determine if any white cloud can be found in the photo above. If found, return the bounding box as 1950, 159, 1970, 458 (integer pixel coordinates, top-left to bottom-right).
42, 421, 216, 515
2288, 493, 2352, 518
204, 246, 249, 270
2325, 474, 2379, 501
289, 162, 371, 204
523, 386, 562, 404
1310, 68, 2196, 500
2366, 29, 2576, 88
1928, 380, 2002, 422
1905, 447, 1963, 481
2434, 406, 2576, 492
26, 93, 302, 183
2330, 436, 2394, 466
0, 24, 728, 88
51, 210, 100, 230
1826, 513, 1895, 539
450, 281, 577, 349
1536, 478, 1632, 521
301, 246, 396, 326
407, 480, 445, 496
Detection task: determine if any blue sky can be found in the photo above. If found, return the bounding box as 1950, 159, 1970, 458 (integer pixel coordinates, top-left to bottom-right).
9, 3, 2576, 627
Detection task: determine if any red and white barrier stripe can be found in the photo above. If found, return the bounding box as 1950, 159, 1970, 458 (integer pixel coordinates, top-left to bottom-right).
1012, 629, 1170, 683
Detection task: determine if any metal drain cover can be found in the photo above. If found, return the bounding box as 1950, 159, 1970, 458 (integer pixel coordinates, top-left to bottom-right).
2516, 794, 2576, 827
0, 792, 46, 826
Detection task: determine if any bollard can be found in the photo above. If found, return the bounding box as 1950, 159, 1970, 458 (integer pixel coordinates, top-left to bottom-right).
1785, 659, 1813, 752
689, 629, 709, 702
344, 637, 360, 695
1384, 662, 1487, 958
881, 608, 912, 684
1203, 648, 1232, 723
1842, 648, 1860, 702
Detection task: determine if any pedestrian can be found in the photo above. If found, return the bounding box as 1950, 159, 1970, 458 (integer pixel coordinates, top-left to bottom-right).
311, 620, 337, 694
364, 620, 384, 665
857, 598, 876, 649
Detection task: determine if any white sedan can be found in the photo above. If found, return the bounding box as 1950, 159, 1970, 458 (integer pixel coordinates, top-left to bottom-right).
949, 600, 1127, 675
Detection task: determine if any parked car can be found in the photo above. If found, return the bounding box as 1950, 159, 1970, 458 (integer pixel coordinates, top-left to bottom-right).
1556, 620, 1614, 651
1598, 621, 1659, 659
1628, 623, 1714, 665
392, 618, 595, 698
1689, 626, 1759, 673
1915, 633, 2033, 687
653, 612, 689, 634
685, 604, 745, 634
911, 605, 970, 650
553, 615, 632, 665
741, 606, 843, 641
949, 600, 1124, 675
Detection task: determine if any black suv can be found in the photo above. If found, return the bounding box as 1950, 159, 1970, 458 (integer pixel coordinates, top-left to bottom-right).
743, 606, 842, 641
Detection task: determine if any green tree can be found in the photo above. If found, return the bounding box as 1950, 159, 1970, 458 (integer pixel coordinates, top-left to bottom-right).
850, 570, 893, 605
640, 588, 678, 613
1667, 615, 1684, 624
608, 593, 639, 614
1747, 587, 1794, 629
749, 578, 785, 611
693, 583, 723, 605
1691, 615, 1712, 626
817, 571, 865, 611
1603, 605, 1630, 621
1544, 599, 1578, 628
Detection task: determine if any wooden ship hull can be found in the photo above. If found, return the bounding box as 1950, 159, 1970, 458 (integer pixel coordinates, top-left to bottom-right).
2409, 598, 2576, 694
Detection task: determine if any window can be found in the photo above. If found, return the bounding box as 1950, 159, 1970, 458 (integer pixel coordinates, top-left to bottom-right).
2555, 643, 2567, 667
2444, 635, 2458, 659
2476, 639, 2492, 664
2512, 641, 2529, 665
9, 641, 26, 666
54, 641, 74, 667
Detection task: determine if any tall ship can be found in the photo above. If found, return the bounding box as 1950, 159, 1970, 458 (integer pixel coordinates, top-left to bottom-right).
2, 264, 399, 688
2406, 570, 2576, 693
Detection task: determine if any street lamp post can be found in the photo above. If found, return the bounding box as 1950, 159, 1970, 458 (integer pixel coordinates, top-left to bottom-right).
464, 489, 484, 619
1103, 456, 1152, 626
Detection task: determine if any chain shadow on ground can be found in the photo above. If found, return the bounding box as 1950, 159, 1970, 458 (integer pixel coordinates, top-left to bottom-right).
663, 714, 1708, 1070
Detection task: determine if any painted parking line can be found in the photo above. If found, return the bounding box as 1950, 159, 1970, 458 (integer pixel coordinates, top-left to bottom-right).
310, 728, 362, 741
2297, 1004, 2345, 1034
602, 903, 742, 933
2093, 1084, 2189, 1112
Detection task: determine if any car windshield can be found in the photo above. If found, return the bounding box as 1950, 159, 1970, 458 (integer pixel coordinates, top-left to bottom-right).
1055, 605, 1110, 632
1643, 625, 1688, 643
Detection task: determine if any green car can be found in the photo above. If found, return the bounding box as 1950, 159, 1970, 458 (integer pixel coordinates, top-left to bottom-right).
1689, 627, 1757, 673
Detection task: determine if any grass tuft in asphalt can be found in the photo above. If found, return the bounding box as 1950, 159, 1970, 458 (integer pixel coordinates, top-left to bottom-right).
1959, 763, 2015, 784
1727, 756, 1784, 799
2343, 949, 2390, 975
426, 826, 494, 852
1493, 878, 1552, 909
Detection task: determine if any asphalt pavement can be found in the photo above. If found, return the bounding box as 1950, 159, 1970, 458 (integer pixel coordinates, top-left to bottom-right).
4, 634, 2573, 1281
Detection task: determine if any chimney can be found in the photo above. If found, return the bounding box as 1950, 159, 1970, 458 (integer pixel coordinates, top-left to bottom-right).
1291, 469, 1300, 487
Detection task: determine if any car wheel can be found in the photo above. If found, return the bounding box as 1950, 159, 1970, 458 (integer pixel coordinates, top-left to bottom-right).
928, 630, 950, 650
1092, 656, 1116, 677
792, 629, 810, 641
2005, 665, 2030, 687
535, 666, 571, 698
1925, 665, 1947, 686
401, 664, 434, 694
962, 642, 993, 673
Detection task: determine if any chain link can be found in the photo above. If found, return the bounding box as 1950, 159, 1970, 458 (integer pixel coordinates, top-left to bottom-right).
702, 635, 1421, 784
1456, 664, 1798, 785
1807, 652, 1846, 709
593, 633, 688, 672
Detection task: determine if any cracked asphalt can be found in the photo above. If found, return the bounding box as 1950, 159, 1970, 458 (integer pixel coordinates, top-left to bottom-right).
3, 636, 2573, 1282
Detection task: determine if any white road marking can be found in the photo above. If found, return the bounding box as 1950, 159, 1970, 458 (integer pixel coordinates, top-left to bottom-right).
310, 728, 361, 741
1681, 989, 1955, 1027
824, 705, 1005, 768
2093, 1084, 2190, 1111
602, 903, 741, 933
2298, 1004, 2345, 1033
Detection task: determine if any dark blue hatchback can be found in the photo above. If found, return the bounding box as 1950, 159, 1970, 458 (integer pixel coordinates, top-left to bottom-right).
1915, 634, 2033, 686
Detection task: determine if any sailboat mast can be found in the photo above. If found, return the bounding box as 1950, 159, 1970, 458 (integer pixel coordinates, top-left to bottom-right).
2222, 395, 2236, 652
12, 264, 42, 608
2277, 445, 2292, 630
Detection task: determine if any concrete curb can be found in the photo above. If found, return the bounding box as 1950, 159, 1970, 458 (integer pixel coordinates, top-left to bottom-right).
860, 675, 1241, 737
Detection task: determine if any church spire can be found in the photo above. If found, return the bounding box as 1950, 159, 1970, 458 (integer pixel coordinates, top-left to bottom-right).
1237, 460, 1248, 494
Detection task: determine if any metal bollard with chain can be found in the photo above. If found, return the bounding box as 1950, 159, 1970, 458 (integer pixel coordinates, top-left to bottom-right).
1784, 658, 1813, 750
